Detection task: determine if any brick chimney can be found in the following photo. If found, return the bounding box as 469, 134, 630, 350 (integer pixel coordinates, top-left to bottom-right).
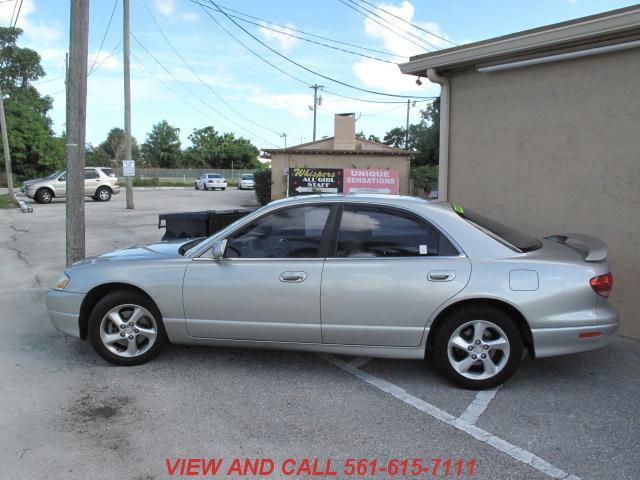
333, 113, 356, 150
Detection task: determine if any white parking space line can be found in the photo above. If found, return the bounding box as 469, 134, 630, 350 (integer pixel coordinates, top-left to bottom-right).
457, 388, 500, 425
321, 355, 581, 480
349, 356, 372, 368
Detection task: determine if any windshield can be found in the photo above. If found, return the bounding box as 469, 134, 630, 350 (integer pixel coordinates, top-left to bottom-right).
242, 174, 254, 180
48, 171, 63, 179
455, 207, 542, 252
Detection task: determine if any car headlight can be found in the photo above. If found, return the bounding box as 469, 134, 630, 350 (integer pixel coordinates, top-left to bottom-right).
54, 273, 70, 290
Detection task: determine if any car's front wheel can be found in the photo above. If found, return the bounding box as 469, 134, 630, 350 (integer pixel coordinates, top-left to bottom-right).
35, 188, 53, 204
432, 305, 522, 389
88, 291, 167, 366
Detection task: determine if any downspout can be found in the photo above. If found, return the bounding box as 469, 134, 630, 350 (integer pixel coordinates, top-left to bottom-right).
426, 68, 449, 202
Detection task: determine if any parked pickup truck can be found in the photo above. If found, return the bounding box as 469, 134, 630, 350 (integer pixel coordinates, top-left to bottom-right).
21, 167, 121, 204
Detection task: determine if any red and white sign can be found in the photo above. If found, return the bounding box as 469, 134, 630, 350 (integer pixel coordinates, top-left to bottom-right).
344, 168, 399, 194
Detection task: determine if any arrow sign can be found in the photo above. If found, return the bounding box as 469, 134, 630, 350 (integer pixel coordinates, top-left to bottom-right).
347, 187, 392, 194
295, 186, 339, 193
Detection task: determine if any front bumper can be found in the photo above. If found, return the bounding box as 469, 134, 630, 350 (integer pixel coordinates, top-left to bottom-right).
45, 289, 85, 338
532, 306, 619, 358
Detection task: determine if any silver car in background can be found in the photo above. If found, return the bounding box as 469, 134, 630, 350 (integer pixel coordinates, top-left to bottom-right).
45, 195, 618, 389
21, 167, 120, 204
194, 173, 227, 191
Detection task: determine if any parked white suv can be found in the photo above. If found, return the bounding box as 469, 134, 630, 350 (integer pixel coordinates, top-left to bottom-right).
21, 167, 121, 204
194, 173, 227, 191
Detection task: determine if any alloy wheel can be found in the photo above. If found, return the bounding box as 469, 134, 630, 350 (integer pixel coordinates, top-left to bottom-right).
99, 304, 158, 358
98, 189, 110, 201
447, 320, 510, 380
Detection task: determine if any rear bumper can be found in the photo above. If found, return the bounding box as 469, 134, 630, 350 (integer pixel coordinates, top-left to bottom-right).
532, 307, 619, 358
111, 185, 121, 195
45, 289, 84, 338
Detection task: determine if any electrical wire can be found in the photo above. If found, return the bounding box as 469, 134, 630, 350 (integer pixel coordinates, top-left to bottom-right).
143, 2, 284, 138
323, 88, 435, 104
354, 0, 457, 47
131, 34, 280, 148
359, 104, 406, 117
198, 1, 406, 60
88, 0, 119, 75
200, 0, 432, 99
11, 0, 23, 28
338, 0, 437, 51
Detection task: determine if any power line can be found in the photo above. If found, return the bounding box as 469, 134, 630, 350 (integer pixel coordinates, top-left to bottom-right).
354, 0, 458, 47
195, 0, 432, 105
207, 2, 407, 60
35, 75, 65, 85
131, 34, 280, 148
89, 40, 122, 76
323, 88, 435, 104
225, 13, 397, 64
359, 104, 406, 117
338, 0, 437, 51
200, 0, 432, 99
88, 0, 118, 75
11, 0, 23, 28
143, 2, 284, 138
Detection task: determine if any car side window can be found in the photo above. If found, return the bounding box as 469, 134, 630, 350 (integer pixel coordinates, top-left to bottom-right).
225, 206, 331, 259
84, 169, 99, 180
336, 205, 458, 258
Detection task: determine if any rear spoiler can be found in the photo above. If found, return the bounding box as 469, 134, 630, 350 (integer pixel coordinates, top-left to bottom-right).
544, 233, 608, 262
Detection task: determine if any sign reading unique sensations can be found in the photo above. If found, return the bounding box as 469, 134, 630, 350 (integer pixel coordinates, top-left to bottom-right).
122, 160, 136, 177
288, 168, 343, 195
344, 168, 399, 194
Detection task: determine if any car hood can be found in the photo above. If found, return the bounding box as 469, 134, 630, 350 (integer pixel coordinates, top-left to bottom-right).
23, 177, 47, 186
71, 239, 204, 265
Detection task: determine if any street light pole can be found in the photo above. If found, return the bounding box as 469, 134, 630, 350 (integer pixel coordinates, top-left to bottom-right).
0, 88, 15, 204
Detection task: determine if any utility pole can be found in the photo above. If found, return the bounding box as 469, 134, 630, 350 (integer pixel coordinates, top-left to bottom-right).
66, 0, 89, 266
123, 0, 134, 209
404, 99, 411, 150
0, 88, 15, 204
280, 132, 287, 149
310, 84, 323, 142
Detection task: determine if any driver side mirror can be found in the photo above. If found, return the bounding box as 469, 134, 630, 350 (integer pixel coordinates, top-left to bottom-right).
211, 239, 228, 260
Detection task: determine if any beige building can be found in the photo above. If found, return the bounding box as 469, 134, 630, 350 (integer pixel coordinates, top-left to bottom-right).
400, 6, 640, 337
265, 113, 410, 199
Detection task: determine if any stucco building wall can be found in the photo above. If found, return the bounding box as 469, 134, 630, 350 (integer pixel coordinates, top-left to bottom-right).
446, 48, 640, 337
270, 154, 411, 200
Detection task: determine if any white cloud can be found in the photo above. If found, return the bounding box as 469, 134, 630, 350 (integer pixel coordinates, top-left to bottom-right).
154, 0, 175, 17
259, 22, 299, 52
247, 91, 312, 119
89, 50, 121, 72
0, 0, 62, 43
352, 1, 454, 92
154, 0, 199, 23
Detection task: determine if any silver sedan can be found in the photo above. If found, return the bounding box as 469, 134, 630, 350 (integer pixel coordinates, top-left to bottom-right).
46, 195, 618, 389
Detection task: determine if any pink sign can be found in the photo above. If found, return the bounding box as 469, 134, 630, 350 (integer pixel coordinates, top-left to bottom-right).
344, 168, 399, 194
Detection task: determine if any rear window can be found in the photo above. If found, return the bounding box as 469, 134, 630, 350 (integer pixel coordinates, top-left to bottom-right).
454, 206, 542, 252
101, 168, 115, 177
208, 174, 223, 178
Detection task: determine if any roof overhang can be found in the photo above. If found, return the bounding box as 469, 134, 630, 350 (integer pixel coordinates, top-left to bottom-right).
399, 5, 640, 75
262, 149, 410, 157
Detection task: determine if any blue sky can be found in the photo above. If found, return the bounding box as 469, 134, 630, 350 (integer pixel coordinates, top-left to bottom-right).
2, 0, 636, 149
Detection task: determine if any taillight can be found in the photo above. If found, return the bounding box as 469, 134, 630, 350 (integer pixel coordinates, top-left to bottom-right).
590, 273, 613, 298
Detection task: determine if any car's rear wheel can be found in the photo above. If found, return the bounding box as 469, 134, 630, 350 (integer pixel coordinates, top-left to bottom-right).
433, 305, 522, 389
88, 291, 167, 366
35, 188, 53, 204
95, 186, 112, 202
194, 183, 199, 190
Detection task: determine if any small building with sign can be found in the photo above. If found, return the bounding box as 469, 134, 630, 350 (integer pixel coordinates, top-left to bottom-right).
264, 113, 411, 200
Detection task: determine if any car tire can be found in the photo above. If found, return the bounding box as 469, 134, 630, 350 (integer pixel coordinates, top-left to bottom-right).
34, 188, 53, 204
432, 305, 523, 390
95, 186, 112, 202
194, 183, 199, 190
88, 290, 168, 366
221, 187, 226, 191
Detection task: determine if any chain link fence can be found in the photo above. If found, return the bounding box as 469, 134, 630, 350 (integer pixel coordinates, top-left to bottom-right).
114, 168, 258, 184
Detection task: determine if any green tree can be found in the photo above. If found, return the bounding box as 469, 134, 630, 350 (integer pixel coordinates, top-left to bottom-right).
0, 27, 65, 179
356, 131, 381, 143
383, 97, 440, 166
140, 120, 182, 167
87, 127, 140, 168
185, 126, 260, 169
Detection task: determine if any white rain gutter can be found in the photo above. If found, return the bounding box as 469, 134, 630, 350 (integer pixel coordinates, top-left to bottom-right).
426, 68, 449, 202
477, 39, 640, 72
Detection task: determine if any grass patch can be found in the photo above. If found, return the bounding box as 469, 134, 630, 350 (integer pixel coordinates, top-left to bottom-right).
0, 194, 15, 208
131, 176, 238, 187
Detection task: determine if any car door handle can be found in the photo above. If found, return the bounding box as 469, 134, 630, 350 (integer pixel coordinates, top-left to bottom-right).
428, 271, 456, 282
280, 271, 307, 283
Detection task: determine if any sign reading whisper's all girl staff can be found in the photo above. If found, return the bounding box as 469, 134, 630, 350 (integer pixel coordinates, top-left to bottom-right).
288, 168, 344, 195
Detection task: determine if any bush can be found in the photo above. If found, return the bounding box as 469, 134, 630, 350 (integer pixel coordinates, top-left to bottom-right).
131, 176, 161, 187
253, 169, 272, 205
411, 165, 438, 191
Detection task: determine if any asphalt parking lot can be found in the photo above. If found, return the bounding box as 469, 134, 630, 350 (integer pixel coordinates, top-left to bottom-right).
1, 188, 639, 480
